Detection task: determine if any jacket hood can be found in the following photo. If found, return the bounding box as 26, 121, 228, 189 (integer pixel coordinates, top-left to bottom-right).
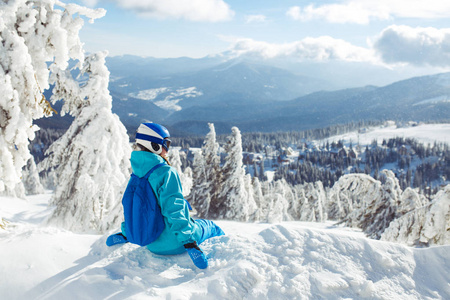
130, 151, 167, 177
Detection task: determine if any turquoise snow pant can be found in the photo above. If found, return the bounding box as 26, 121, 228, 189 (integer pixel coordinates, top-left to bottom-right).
195, 219, 225, 245
120, 219, 224, 250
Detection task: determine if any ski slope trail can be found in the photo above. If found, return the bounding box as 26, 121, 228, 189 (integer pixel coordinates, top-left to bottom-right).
0, 194, 449, 299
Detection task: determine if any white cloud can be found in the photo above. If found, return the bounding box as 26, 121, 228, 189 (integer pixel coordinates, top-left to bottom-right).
226, 36, 376, 63
245, 14, 267, 24
111, 0, 234, 22
287, 1, 450, 24
287, 3, 388, 25
373, 25, 450, 66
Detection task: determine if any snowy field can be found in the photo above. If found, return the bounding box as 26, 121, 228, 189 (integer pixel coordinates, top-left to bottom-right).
317, 123, 450, 146
1, 193, 449, 300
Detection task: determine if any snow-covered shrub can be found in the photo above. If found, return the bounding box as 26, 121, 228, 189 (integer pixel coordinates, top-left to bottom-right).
382, 185, 450, 246
40, 52, 131, 233
0, 0, 104, 197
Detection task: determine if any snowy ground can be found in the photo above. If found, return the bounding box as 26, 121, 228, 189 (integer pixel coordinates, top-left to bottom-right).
1, 193, 449, 300
317, 123, 450, 147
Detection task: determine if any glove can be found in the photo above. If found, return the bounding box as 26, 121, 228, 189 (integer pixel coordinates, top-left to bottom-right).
106, 233, 128, 247
184, 241, 208, 269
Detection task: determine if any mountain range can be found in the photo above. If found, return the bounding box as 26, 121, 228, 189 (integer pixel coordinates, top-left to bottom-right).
36, 55, 450, 136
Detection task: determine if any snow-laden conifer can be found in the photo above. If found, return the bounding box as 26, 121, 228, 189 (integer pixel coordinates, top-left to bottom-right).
252, 177, 264, 220
188, 151, 210, 217
328, 170, 405, 238
244, 173, 258, 221
167, 148, 192, 196
328, 173, 379, 222
22, 157, 45, 195
262, 193, 289, 223
0, 0, 104, 197
382, 185, 449, 246
40, 52, 131, 233
420, 186, 449, 245
296, 181, 327, 222
201, 123, 221, 213
189, 123, 221, 218
270, 179, 294, 221
397, 187, 428, 215
361, 170, 403, 238
217, 127, 257, 221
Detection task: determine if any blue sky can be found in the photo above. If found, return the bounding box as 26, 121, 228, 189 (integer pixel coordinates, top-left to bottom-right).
75, 0, 450, 73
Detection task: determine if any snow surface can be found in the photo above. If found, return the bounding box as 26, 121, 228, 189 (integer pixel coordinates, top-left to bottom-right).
1, 193, 449, 299
129, 87, 203, 112
318, 123, 450, 147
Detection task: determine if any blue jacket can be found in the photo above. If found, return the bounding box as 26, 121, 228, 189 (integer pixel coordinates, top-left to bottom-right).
123, 151, 202, 255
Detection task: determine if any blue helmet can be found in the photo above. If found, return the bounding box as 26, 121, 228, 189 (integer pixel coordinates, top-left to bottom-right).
136, 123, 171, 154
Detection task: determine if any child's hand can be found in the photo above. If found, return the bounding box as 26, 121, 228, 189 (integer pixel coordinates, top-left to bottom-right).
184, 242, 208, 269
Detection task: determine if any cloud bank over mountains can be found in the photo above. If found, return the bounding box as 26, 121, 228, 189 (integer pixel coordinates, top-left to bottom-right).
77, 0, 450, 73
374, 25, 450, 67
222, 25, 450, 69
224, 37, 376, 63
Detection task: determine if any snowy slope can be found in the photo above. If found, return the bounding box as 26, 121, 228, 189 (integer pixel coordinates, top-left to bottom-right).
317, 123, 450, 147
1, 194, 449, 300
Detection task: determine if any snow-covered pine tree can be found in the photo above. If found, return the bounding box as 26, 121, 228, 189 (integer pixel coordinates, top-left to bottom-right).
216, 126, 257, 221
397, 187, 428, 215
167, 148, 192, 197
328, 173, 380, 222
382, 185, 449, 246
188, 151, 211, 217
271, 179, 294, 221
22, 157, 44, 195
0, 0, 105, 198
189, 123, 221, 218
419, 185, 449, 245
244, 173, 258, 221
328, 170, 404, 239
40, 52, 131, 233
296, 181, 327, 222
252, 177, 264, 220
262, 193, 289, 223
201, 123, 221, 214
361, 170, 403, 238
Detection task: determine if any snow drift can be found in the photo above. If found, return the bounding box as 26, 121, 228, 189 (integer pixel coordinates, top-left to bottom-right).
1, 194, 449, 299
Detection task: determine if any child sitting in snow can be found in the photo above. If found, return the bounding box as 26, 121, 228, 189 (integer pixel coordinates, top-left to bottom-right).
107, 123, 224, 269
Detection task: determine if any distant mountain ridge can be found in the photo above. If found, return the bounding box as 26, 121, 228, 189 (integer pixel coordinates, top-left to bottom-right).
36, 56, 450, 136
164, 72, 450, 135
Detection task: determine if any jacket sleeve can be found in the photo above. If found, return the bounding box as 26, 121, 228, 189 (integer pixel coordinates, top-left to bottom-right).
156, 167, 195, 245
